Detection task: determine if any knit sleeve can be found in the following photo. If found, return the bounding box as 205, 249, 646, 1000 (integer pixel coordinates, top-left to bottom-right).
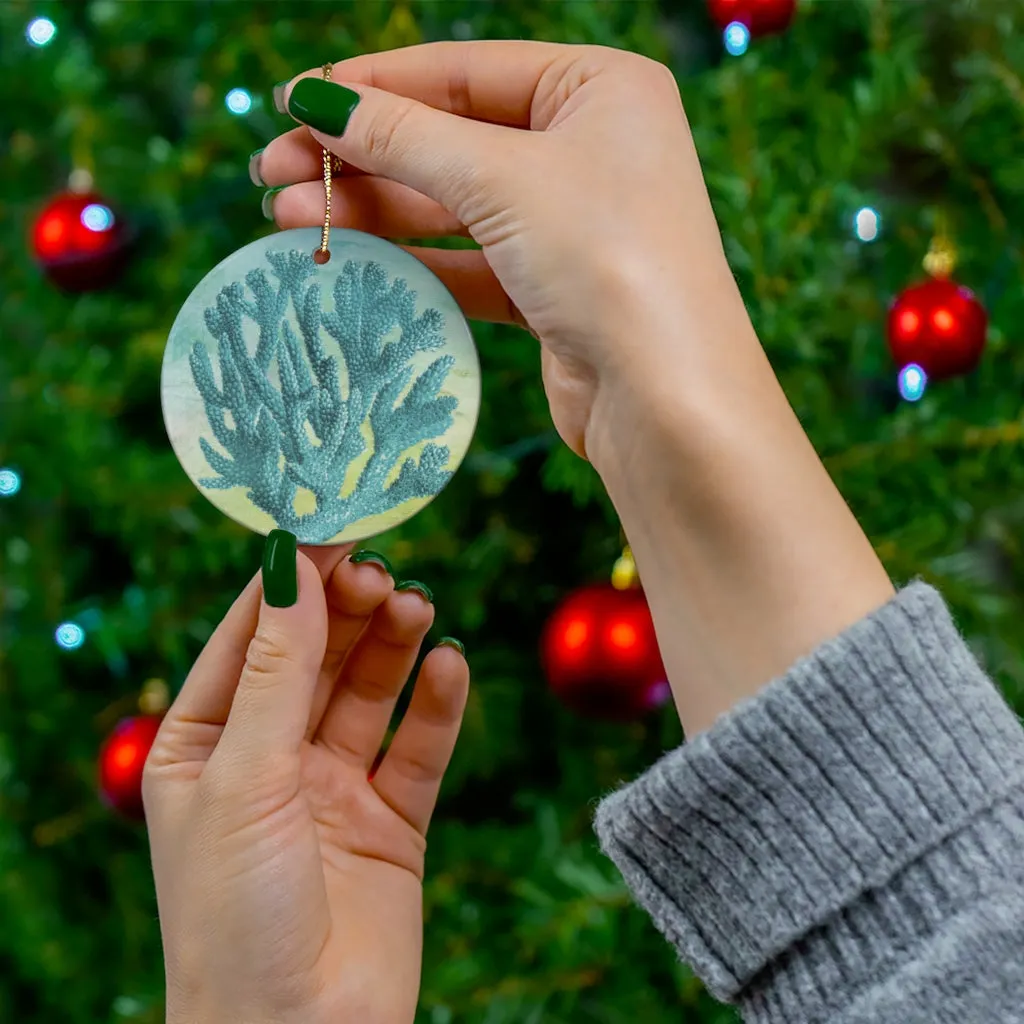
593, 582, 1024, 1023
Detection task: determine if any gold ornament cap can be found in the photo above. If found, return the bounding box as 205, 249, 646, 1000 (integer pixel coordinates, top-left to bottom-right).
923, 212, 957, 279
611, 545, 639, 590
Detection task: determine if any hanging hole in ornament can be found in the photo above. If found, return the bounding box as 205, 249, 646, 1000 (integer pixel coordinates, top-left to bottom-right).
312, 248, 331, 265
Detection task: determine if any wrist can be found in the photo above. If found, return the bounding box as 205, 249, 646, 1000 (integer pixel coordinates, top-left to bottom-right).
585, 296, 894, 735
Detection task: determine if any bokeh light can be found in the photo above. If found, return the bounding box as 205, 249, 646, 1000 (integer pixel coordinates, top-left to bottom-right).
26, 17, 56, 47
724, 22, 751, 56
0, 468, 21, 497
225, 88, 253, 115
898, 363, 927, 402
854, 206, 881, 242
55, 622, 86, 650
81, 204, 115, 232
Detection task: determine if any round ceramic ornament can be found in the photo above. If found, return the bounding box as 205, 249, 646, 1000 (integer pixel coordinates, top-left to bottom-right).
162, 225, 480, 544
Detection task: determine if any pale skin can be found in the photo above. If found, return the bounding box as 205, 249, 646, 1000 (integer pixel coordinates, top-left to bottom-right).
144, 40, 896, 1024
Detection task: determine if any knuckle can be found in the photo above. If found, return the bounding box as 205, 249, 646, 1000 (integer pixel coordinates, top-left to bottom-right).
242, 629, 293, 685
636, 54, 680, 94
363, 98, 417, 164
393, 749, 440, 786
195, 766, 235, 811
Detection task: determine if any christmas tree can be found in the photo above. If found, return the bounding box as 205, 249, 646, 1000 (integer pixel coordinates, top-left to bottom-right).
2, 2, 1022, 1022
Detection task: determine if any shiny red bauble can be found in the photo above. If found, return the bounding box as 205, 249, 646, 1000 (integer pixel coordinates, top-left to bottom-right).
886, 278, 988, 381
98, 715, 162, 819
541, 583, 669, 720
707, 0, 797, 35
31, 191, 131, 292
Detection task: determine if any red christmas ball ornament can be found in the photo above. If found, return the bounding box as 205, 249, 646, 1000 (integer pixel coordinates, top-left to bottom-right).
31, 190, 131, 292
886, 278, 987, 381
707, 0, 797, 36
98, 715, 162, 819
541, 582, 669, 720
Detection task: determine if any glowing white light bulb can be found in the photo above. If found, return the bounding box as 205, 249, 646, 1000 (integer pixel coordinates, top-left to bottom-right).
0, 468, 21, 497
81, 204, 115, 232
27, 17, 56, 47
55, 622, 86, 650
724, 22, 750, 57
898, 363, 927, 402
225, 88, 253, 115
854, 206, 881, 242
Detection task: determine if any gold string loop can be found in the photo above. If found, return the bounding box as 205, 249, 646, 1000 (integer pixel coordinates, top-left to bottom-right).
313, 62, 339, 264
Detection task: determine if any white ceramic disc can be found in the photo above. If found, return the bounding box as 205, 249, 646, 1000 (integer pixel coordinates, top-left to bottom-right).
162, 227, 480, 544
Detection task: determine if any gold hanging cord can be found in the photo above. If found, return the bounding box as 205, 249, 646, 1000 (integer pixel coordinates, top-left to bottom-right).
314, 63, 344, 263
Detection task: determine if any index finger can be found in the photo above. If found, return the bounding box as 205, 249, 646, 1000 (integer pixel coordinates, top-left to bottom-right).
278, 39, 572, 129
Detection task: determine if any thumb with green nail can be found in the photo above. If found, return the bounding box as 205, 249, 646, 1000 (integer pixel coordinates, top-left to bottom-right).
143, 529, 469, 1024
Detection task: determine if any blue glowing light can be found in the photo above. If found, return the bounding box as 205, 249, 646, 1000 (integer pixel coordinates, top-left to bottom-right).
0, 468, 20, 497
55, 622, 86, 650
854, 206, 881, 242
81, 203, 115, 232
26, 17, 56, 47
225, 88, 253, 115
724, 21, 751, 56
898, 363, 927, 402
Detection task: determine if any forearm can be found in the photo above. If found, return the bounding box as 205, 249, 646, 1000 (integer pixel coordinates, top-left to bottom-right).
586, 271, 894, 736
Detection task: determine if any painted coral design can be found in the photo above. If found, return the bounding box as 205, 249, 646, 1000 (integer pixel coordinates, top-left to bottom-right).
188, 248, 457, 543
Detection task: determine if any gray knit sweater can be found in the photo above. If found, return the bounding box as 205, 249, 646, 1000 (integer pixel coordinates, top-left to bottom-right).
594, 582, 1024, 1023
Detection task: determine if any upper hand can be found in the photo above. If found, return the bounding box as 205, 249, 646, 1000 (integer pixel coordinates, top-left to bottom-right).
255, 41, 745, 468
144, 544, 469, 1024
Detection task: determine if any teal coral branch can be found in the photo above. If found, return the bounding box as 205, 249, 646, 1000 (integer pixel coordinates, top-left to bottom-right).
189, 249, 458, 542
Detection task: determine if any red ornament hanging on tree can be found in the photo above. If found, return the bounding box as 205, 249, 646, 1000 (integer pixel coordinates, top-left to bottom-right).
31, 186, 131, 292
886, 232, 987, 382
707, 0, 797, 37
98, 679, 168, 820
541, 547, 669, 720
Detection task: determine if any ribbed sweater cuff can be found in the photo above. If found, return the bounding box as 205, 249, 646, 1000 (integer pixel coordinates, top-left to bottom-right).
593, 582, 1024, 1017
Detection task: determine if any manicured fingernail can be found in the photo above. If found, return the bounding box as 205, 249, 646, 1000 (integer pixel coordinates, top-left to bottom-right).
437, 636, 465, 656
262, 530, 297, 608
349, 549, 393, 575
273, 80, 290, 114
287, 78, 361, 137
261, 186, 285, 221
396, 580, 433, 603
248, 148, 266, 187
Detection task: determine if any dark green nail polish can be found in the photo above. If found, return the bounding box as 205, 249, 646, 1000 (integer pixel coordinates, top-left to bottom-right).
248, 148, 266, 187
287, 78, 361, 137
262, 530, 297, 608
350, 549, 393, 575
272, 81, 289, 114
396, 580, 433, 603
261, 186, 285, 221
437, 636, 465, 656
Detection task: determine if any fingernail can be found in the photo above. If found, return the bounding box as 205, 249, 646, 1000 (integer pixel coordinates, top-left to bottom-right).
273, 80, 290, 114
396, 580, 433, 603
262, 530, 297, 608
248, 147, 266, 187
287, 78, 361, 137
349, 549, 393, 575
261, 186, 285, 221
437, 636, 465, 656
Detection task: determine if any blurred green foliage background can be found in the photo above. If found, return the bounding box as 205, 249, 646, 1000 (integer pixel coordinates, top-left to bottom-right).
1, 1, 1022, 1021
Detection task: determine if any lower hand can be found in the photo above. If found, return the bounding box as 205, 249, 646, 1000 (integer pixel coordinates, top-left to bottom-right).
144, 538, 469, 1024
